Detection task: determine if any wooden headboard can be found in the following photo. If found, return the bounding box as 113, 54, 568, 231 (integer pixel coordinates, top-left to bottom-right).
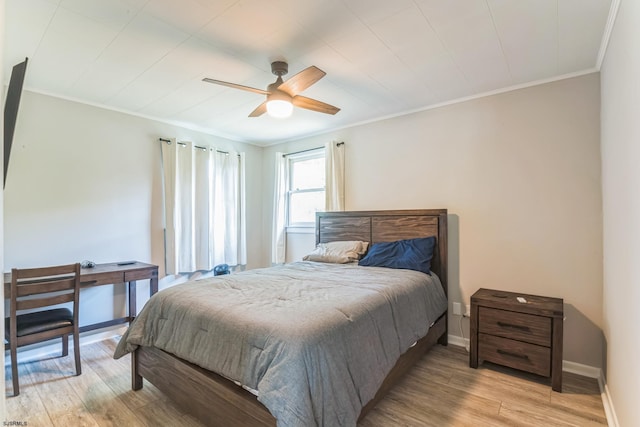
316, 209, 448, 297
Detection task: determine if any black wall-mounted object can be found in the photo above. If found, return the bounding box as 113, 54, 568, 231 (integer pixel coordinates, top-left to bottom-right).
4, 57, 28, 189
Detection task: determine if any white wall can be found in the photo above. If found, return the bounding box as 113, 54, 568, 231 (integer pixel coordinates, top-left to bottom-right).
263, 74, 603, 368
600, 0, 640, 425
3, 91, 263, 345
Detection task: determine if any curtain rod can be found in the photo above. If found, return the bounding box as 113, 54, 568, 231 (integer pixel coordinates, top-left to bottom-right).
283, 142, 344, 158
159, 137, 229, 155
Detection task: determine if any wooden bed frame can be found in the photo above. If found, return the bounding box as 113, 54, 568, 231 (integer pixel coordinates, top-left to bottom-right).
131, 209, 448, 426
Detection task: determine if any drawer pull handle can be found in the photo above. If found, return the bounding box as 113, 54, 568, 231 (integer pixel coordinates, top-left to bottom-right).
81, 280, 98, 285
497, 321, 530, 332
497, 349, 529, 360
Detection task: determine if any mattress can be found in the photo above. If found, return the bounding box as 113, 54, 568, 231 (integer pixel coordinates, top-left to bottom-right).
114, 261, 447, 427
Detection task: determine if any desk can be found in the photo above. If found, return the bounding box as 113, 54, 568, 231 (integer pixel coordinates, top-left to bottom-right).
4, 261, 159, 333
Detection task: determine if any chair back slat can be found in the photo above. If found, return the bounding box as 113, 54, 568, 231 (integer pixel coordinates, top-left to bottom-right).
14, 264, 80, 280
10, 263, 81, 315
16, 292, 75, 311
16, 277, 76, 297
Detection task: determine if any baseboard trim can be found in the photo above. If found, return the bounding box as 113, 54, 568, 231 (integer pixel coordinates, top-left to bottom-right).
562, 360, 601, 378
598, 376, 620, 427
3, 326, 125, 367
447, 334, 469, 349
561, 360, 621, 427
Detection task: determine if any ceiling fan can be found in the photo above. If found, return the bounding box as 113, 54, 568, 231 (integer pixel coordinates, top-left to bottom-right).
202, 61, 340, 118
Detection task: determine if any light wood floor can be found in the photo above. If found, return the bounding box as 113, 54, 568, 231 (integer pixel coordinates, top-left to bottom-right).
5, 338, 607, 426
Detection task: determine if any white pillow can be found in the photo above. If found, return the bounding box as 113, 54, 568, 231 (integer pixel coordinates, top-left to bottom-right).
303, 240, 370, 264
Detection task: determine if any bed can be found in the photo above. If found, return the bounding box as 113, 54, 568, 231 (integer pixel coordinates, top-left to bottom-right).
115, 209, 448, 426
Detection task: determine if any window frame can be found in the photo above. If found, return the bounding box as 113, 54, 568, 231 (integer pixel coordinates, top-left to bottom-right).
286, 149, 325, 229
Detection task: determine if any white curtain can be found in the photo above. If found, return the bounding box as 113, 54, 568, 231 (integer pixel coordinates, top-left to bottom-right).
325, 141, 345, 211
271, 152, 288, 264
162, 139, 246, 274
211, 150, 246, 266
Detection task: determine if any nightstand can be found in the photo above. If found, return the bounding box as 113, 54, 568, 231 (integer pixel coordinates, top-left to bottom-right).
469, 288, 564, 392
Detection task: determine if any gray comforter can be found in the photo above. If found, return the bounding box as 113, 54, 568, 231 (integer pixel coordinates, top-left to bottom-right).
114, 261, 447, 427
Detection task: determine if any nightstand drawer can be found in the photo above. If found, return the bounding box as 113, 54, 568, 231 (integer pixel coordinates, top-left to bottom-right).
478, 333, 551, 377
479, 306, 551, 347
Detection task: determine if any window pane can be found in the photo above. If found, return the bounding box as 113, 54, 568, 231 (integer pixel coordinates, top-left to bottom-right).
291, 157, 325, 190
289, 191, 325, 224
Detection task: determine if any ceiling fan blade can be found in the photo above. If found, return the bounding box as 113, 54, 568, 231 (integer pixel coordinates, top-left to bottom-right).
278, 66, 326, 97
292, 96, 340, 115
248, 101, 267, 117
202, 78, 269, 95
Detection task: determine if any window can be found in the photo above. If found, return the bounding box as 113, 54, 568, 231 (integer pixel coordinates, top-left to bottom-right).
287, 150, 325, 227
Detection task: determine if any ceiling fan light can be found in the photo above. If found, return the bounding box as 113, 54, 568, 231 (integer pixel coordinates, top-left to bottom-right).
266, 99, 293, 118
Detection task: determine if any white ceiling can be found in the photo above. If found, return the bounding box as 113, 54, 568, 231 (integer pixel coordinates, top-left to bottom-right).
4, 0, 613, 146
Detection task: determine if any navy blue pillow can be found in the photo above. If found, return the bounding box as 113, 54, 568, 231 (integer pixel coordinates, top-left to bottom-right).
358, 236, 436, 275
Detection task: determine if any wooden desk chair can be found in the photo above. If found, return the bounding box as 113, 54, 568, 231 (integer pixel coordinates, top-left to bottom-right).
5, 263, 82, 396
